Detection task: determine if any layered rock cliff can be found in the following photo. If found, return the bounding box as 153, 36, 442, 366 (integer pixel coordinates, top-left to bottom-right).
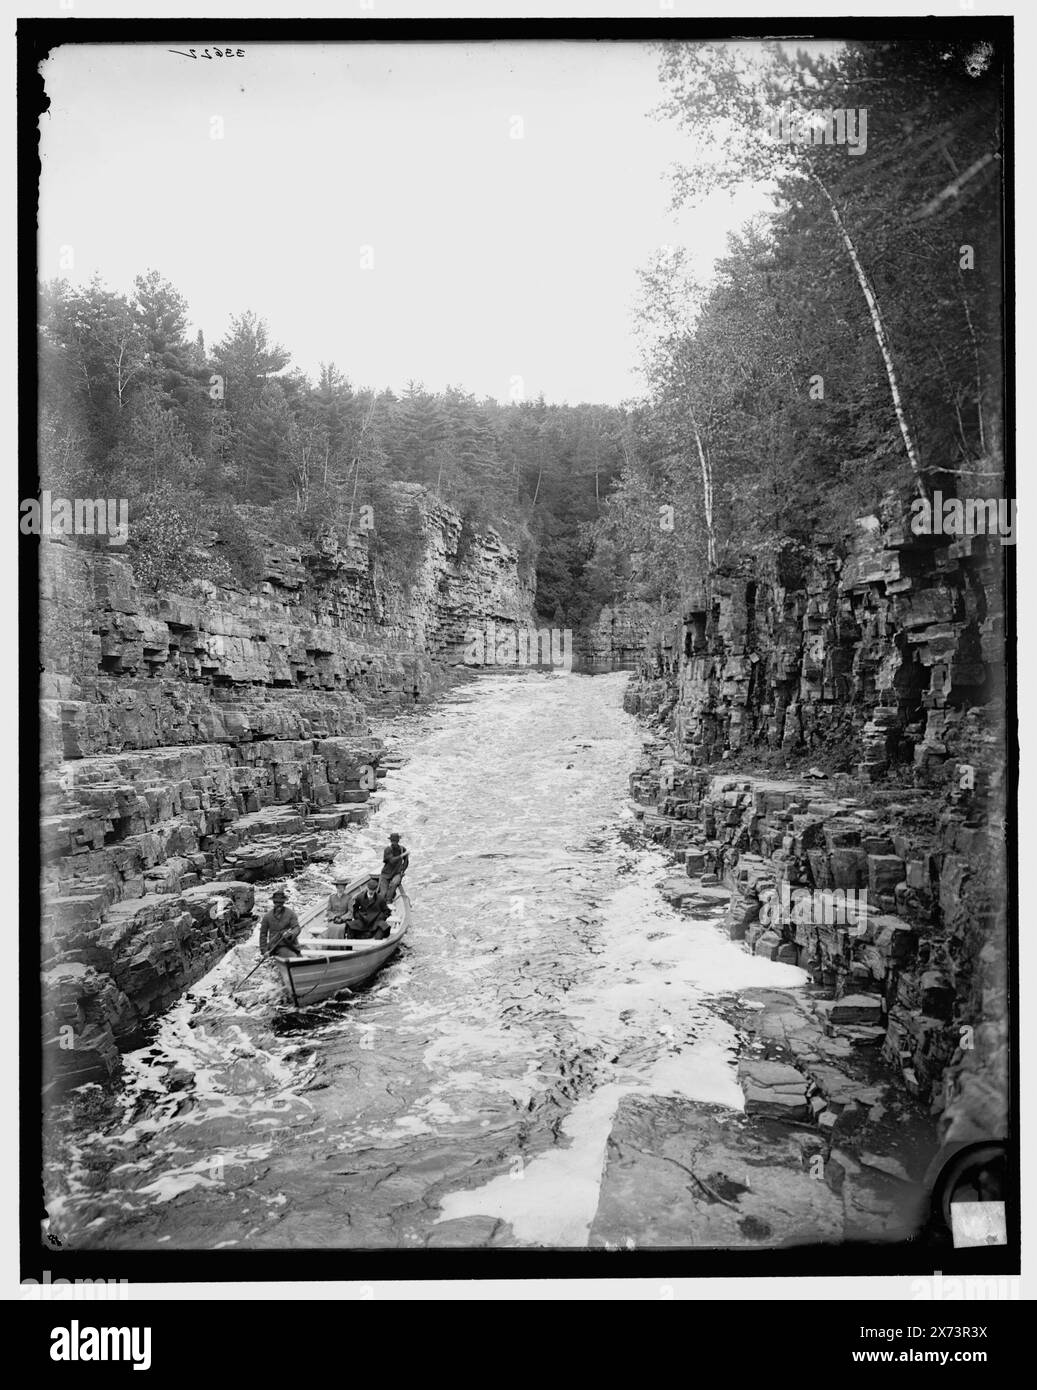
40, 486, 536, 1091
621, 493, 1009, 1152
575, 599, 655, 672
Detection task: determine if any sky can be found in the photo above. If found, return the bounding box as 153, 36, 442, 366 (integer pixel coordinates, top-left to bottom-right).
38, 40, 770, 406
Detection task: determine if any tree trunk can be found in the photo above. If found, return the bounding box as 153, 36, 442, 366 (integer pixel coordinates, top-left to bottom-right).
811, 171, 927, 499
958, 280, 986, 456
346, 455, 361, 536
346, 400, 378, 533
690, 416, 716, 570
908, 151, 997, 224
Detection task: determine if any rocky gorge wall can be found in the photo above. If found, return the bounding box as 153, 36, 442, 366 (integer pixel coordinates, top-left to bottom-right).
575, 599, 655, 672
621, 494, 1010, 1152
39, 486, 536, 1092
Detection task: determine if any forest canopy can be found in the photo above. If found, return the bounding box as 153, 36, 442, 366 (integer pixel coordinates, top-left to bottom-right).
38, 270, 630, 613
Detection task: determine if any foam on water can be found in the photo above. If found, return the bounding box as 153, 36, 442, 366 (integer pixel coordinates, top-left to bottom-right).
47, 672, 804, 1249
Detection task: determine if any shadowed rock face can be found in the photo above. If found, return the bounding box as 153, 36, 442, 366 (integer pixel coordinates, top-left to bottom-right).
39, 490, 537, 1090
43, 881, 258, 1093
620, 496, 1008, 1156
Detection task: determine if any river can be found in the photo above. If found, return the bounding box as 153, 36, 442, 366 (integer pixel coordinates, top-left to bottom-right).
45, 671, 805, 1250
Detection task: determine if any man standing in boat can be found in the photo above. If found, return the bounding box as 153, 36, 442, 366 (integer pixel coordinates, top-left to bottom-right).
377, 832, 409, 905
259, 889, 303, 958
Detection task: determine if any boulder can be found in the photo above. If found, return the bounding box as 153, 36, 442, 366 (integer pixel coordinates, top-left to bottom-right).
753, 928, 783, 960
868, 854, 906, 897
738, 1060, 810, 1120
829, 993, 884, 1026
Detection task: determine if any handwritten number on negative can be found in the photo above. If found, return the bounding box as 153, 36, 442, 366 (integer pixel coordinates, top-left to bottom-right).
169, 48, 246, 60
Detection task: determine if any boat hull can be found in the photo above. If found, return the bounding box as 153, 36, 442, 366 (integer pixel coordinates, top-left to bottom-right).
272, 883, 410, 1006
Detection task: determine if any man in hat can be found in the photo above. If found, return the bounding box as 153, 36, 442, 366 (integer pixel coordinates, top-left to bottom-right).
325, 874, 355, 941
259, 889, 302, 958
347, 878, 390, 939
377, 832, 409, 905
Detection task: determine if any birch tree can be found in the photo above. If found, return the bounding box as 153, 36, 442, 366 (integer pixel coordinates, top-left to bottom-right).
654, 38, 1003, 499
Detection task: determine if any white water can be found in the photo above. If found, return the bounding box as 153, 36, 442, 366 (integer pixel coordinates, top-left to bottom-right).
46, 672, 803, 1249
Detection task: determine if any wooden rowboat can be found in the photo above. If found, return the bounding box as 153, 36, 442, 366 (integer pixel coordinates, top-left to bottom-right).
271, 875, 410, 1007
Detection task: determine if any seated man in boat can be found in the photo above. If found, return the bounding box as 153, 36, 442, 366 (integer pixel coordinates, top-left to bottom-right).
377, 832, 409, 905
325, 875, 355, 940
259, 890, 303, 958
347, 878, 391, 939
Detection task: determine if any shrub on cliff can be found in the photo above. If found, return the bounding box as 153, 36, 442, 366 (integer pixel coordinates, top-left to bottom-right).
453, 512, 479, 566
367, 492, 428, 592
209, 504, 266, 588
453, 497, 498, 565
290, 489, 341, 547
127, 485, 234, 592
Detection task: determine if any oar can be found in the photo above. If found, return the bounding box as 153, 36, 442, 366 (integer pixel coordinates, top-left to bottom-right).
234, 949, 278, 989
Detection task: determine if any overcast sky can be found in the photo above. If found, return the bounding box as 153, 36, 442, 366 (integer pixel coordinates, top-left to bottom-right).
39, 40, 769, 405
